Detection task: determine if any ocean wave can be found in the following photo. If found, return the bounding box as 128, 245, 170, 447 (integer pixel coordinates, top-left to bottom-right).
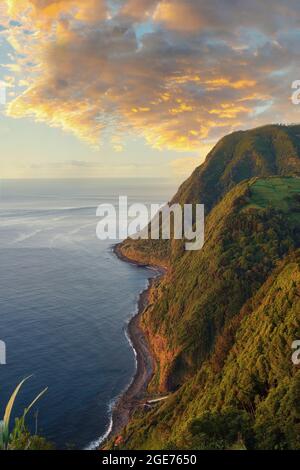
84, 399, 115, 450
84, 278, 150, 451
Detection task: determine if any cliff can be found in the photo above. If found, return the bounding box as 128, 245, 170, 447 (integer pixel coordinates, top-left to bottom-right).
114, 124, 300, 450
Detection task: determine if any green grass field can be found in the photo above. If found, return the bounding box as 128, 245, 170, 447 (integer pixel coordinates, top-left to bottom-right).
247, 177, 300, 218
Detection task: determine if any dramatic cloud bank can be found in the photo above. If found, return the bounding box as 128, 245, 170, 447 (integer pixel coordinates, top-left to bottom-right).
1, 0, 300, 150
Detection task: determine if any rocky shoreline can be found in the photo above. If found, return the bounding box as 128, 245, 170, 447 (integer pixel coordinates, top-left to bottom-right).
101, 243, 166, 447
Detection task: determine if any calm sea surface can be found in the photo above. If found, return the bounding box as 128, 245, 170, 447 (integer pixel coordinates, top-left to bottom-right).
0, 178, 176, 449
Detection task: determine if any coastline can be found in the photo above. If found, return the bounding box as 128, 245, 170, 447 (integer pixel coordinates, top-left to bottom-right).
101, 243, 166, 446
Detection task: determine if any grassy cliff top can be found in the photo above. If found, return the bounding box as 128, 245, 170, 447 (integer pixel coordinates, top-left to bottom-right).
119, 125, 300, 267
112, 125, 300, 451
173, 124, 300, 211
246, 176, 300, 214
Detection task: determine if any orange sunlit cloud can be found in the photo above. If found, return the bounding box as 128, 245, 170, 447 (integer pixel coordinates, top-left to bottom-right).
1, 0, 300, 152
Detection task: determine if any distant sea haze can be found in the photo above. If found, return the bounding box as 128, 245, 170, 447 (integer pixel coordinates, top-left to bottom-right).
0, 178, 176, 449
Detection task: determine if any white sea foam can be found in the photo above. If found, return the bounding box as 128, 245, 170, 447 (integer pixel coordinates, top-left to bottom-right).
84, 278, 151, 450
84, 400, 115, 450
0, 179, 173, 450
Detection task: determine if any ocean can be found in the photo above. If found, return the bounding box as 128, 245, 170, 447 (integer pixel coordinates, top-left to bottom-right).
0, 178, 176, 449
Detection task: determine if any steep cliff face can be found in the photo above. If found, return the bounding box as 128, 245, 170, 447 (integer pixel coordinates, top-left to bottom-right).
121, 252, 300, 450
120, 124, 300, 266
171, 124, 300, 210
116, 125, 300, 450
137, 177, 300, 392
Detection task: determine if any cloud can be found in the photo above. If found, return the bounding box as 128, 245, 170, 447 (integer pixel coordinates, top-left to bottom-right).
120, 0, 159, 20
6, 0, 107, 24
153, 0, 300, 34
2, 0, 300, 152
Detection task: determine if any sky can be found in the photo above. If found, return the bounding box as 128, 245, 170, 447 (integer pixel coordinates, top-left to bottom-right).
0, 0, 300, 179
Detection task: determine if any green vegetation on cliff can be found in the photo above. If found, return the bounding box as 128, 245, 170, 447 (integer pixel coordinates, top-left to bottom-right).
114, 125, 300, 450
120, 252, 300, 450
120, 124, 300, 266
139, 177, 300, 392
173, 124, 300, 210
